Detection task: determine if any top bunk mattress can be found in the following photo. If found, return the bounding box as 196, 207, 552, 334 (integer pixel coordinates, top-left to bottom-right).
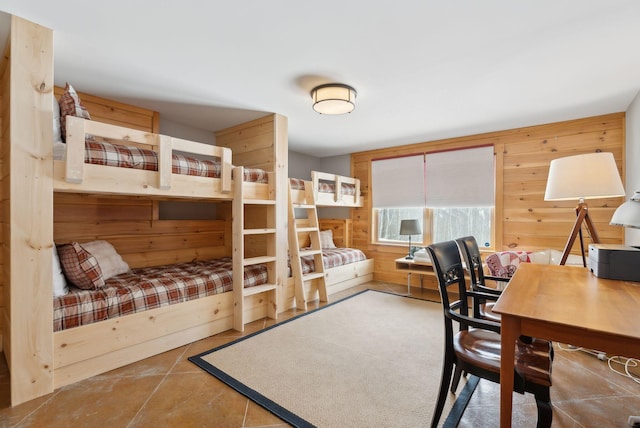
289, 178, 356, 195
55, 139, 268, 183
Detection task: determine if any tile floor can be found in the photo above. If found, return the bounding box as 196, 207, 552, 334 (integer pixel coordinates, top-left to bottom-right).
0, 281, 638, 427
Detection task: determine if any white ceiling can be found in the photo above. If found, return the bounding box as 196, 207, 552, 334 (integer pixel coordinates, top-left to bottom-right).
2, 1, 640, 157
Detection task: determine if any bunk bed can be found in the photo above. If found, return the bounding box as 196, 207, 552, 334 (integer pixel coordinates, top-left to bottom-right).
2, 15, 288, 406
287, 174, 373, 306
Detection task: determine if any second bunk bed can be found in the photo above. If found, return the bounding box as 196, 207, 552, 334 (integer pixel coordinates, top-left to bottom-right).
287, 172, 374, 308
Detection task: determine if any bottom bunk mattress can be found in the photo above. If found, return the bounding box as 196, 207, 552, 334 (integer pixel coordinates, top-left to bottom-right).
54, 257, 266, 332
298, 248, 367, 275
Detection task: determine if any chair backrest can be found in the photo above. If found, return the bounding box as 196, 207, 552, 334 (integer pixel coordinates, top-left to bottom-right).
455, 236, 485, 286
426, 241, 471, 331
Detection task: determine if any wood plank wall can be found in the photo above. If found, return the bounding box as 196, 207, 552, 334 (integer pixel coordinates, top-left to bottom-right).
53, 86, 159, 133
351, 113, 626, 290
0, 20, 9, 353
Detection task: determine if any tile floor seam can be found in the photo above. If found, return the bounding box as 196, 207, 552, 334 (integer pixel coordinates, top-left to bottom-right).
125, 342, 193, 427
241, 399, 249, 428
557, 352, 640, 395
10, 390, 61, 428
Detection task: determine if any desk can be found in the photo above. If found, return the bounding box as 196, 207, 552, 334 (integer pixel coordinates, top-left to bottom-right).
394, 257, 434, 294
492, 263, 640, 428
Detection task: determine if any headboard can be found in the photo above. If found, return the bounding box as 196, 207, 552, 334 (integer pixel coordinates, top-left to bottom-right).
318, 218, 352, 248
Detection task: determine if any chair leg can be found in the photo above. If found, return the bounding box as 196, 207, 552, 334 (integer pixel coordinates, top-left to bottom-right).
450, 366, 464, 393
534, 388, 553, 428
431, 356, 454, 428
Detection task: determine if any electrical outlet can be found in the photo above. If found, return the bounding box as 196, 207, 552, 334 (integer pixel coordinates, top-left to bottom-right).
628, 415, 640, 426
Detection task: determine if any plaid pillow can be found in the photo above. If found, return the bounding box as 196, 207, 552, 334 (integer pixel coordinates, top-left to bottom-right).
57, 242, 105, 289
59, 83, 91, 143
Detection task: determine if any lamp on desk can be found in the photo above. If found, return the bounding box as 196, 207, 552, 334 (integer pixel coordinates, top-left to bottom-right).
399, 219, 421, 260
544, 152, 625, 266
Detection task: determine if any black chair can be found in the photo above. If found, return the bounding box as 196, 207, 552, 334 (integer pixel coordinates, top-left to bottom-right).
426, 240, 553, 428
455, 236, 504, 322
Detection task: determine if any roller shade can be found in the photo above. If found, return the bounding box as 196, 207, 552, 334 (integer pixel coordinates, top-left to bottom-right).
425, 146, 494, 207
372, 154, 425, 208
372, 146, 494, 208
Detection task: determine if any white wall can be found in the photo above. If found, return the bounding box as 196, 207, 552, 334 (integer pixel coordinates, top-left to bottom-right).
289, 151, 320, 180
625, 91, 640, 246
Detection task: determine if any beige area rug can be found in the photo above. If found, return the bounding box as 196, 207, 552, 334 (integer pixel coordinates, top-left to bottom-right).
189, 290, 467, 428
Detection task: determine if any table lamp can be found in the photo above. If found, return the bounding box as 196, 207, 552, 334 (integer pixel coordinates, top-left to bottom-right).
399, 219, 421, 260
544, 152, 625, 266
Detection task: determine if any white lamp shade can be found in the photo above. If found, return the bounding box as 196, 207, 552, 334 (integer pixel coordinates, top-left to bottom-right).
544, 152, 625, 201
311, 84, 356, 115
610, 191, 640, 229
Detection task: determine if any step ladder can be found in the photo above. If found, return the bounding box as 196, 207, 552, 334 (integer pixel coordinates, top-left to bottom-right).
233, 166, 278, 331
288, 179, 328, 310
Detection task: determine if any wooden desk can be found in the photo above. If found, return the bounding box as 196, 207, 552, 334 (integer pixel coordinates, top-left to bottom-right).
394, 257, 434, 294
492, 263, 640, 428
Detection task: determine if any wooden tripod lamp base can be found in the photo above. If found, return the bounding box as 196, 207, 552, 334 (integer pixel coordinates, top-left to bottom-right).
559, 201, 600, 267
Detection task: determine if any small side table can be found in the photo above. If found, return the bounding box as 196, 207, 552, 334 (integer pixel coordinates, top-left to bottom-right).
394, 257, 435, 294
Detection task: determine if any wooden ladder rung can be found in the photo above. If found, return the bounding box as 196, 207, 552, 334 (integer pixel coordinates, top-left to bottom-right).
244, 256, 277, 266
299, 248, 322, 257
297, 227, 318, 233
302, 272, 325, 282
243, 228, 277, 235
244, 283, 278, 297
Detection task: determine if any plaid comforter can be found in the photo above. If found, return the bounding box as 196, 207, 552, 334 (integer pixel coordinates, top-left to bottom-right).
298, 248, 367, 275
53, 257, 267, 332
85, 140, 268, 183
289, 178, 356, 195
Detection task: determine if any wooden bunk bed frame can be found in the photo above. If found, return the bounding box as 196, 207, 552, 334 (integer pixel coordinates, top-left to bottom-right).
289, 171, 362, 207
1, 15, 288, 406
286, 174, 373, 306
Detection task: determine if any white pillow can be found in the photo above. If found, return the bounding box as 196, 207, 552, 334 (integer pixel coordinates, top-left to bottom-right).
319, 230, 337, 249
530, 250, 551, 264
53, 98, 63, 144
549, 249, 584, 266
52, 247, 69, 297
80, 240, 130, 280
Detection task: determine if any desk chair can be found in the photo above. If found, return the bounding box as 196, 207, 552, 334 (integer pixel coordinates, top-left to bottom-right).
426, 240, 553, 428
455, 236, 506, 322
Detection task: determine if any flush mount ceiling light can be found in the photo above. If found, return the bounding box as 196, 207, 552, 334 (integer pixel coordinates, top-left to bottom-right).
311, 83, 357, 115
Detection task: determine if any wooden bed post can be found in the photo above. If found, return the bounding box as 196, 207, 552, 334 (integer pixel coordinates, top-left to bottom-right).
5, 15, 55, 405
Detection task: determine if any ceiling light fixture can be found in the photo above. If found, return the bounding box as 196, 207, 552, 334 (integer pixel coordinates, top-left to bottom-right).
311, 83, 357, 115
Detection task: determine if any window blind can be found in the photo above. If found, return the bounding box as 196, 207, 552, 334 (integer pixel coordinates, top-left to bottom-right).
371, 154, 425, 208
371, 146, 494, 208
425, 146, 494, 207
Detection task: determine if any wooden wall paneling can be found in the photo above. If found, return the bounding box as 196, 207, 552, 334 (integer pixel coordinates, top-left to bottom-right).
53, 86, 159, 133
7, 15, 55, 405
317, 219, 352, 248
0, 21, 8, 354
351, 112, 626, 289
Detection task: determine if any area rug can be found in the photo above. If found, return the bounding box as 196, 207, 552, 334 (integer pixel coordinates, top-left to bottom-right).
189, 289, 469, 427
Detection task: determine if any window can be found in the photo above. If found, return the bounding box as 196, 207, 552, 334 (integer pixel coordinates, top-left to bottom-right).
372, 146, 495, 248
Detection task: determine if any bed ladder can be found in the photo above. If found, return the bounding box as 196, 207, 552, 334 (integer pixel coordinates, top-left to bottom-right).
233, 166, 278, 331
288, 180, 328, 310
